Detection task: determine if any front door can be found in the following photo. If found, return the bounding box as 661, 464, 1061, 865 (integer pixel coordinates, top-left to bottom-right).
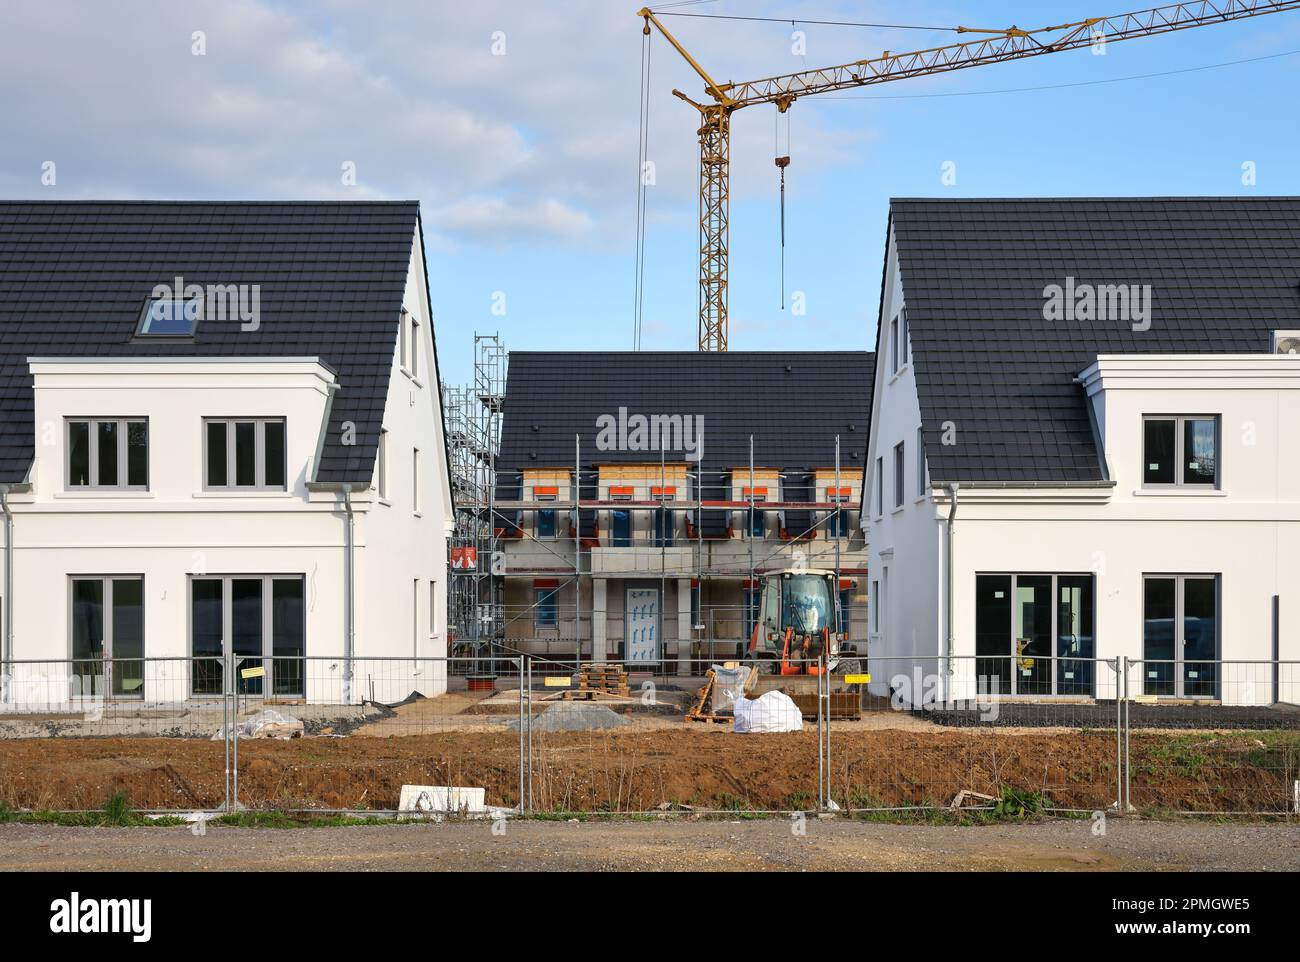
70, 576, 144, 699
625, 587, 659, 663
190, 576, 305, 698
1142, 575, 1219, 697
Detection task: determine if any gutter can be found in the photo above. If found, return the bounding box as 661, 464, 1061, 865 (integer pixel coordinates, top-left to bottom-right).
0, 487, 11, 700
934, 479, 1115, 490
944, 483, 958, 697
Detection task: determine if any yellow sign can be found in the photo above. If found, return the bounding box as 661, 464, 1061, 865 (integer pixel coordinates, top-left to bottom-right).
843, 673, 871, 685
240, 666, 266, 680
544, 676, 572, 688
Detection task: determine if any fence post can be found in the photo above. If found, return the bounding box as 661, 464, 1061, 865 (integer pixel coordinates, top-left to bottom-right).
515, 655, 524, 815
525, 655, 533, 814
1121, 654, 1131, 813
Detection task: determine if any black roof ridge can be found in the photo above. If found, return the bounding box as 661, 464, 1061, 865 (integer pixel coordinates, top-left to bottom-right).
507, 349, 871, 356
0, 199, 419, 207
891, 194, 1300, 202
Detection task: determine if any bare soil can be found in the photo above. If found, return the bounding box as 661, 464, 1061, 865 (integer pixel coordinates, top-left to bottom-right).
1, 727, 1296, 814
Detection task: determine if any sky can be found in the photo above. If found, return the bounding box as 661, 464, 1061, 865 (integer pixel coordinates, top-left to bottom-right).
3, 0, 1300, 386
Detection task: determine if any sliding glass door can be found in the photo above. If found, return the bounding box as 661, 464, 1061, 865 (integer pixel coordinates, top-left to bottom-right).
189, 576, 305, 698
70, 576, 144, 699
974, 573, 1096, 696
1142, 575, 1219, 698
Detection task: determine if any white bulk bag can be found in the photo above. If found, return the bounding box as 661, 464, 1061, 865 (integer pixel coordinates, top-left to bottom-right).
732, 689, 803, 733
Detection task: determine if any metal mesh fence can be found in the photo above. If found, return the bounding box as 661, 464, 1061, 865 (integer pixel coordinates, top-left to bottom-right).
2, 653, 1298, 818
827, 656, 1122, 814
1121, 659, 1300, 815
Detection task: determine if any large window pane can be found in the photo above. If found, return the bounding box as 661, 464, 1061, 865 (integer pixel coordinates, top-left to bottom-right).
231, 578, 263, 694
975, 575, 1011, 696
234, 422, 257, 487
264, 420, 286, 488
110, 579, 144, 696
1056, 576, 1094, 695
1183, 418, 1217, 485
1143, 577, 1177, 696
1143, 419, 1175, 485
71, 579, 105, 697
1014, 575, 1053, 695
68, 421, 90, 486
96, 420, 118, 487
191, 579, 224, 695
1183, 578, 1218, 697
271, 578, 305, 696
206, 422, 228, 488
126, 422, 148, 488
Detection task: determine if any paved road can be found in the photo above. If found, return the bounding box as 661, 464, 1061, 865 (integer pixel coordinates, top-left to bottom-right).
1, 819, 1298, 871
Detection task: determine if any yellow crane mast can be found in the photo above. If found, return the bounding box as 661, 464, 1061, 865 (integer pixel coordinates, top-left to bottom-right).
639, 0, 1300, 352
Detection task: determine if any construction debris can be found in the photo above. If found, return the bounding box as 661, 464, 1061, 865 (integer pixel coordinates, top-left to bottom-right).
686, 664, 756, 723
212, 709, 304, 740
949, 790, 996, 811
508, 702, 630, 733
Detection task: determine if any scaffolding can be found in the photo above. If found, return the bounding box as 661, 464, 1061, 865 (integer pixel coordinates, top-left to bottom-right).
490, 436, 868, 665
445, 333, 506, 656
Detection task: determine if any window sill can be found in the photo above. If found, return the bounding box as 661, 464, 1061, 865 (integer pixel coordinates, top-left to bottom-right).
891, 505, 905, 516
1131, 488, 1227, 498
377, 496, 392, 507
414, 511, 423, 519
55, 490, 154, 499
887, 364, 908, 385
192, 490, 295, 499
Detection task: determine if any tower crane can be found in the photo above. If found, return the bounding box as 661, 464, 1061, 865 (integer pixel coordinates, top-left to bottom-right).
639, 1, 1300, 351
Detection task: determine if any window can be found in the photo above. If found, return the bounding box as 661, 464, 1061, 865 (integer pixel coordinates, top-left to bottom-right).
611, 509, 631, 546
1143, 415, 1219, 487
827, 486, 851, 538
743, 486, 767, 539
873, 457, 883, 517
900, 309, 909, 368
409, 316, 420, 380
890, 315, 900, 375
67, 418, 148, 490
189, 575, 305, 697
70, 576, 144, 698
376, 428, 388, 499
916, 426, 926, 497
871, 580, 880, 632
399, 310, 410, 371
137, 295, 200, 337
652, 487, 675, 547
840, 587, 853, 639
535, 587, 558, 628
413, 447, 421, 514
1143, 574, 1219, 698
975, 573, 1096, 696
204, 418, 286, 490
413, 579, 420, 656
537, 509, 556, 538
744, 583, 760, 642
893, 441, 905, 509
429, 580, 439, 640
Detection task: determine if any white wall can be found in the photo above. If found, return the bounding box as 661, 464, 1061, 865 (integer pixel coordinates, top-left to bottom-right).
865, 226, 942, 698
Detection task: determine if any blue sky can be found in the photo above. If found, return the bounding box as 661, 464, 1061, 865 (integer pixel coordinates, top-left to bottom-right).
3, 1, 1299, 385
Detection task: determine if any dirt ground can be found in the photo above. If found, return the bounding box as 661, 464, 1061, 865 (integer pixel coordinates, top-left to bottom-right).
1, 726, 1296, 814
2, 819, 1298, 872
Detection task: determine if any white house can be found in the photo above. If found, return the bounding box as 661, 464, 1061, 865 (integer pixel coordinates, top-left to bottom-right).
0, 201, 453, 706
866, 197, 1300, 707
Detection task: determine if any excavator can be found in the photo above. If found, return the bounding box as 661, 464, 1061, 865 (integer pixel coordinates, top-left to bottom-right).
746, 569, 864, 676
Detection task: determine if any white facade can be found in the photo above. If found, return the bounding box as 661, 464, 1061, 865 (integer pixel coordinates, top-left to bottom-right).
0, 228, 452, 705
867, 230, 1300, 706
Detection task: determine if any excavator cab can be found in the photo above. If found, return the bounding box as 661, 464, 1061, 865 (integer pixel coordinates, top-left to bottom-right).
746, 569, 859, 675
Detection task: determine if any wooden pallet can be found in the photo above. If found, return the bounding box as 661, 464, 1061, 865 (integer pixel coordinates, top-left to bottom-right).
578, 662, 631, 696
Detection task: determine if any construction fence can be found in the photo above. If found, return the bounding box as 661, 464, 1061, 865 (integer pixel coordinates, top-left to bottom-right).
1, 655, 1298, 819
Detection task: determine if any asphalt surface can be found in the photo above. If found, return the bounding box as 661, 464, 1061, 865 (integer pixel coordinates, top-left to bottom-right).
1, 819, 1298, 871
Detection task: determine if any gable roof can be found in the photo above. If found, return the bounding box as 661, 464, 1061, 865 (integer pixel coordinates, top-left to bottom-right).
498, 351, 873, 474
889, 197, 1300, 484
0, 200, 420, 485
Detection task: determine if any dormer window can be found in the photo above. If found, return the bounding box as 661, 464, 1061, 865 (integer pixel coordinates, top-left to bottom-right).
137, 296, 200, 337
1143, 415, 1219, 488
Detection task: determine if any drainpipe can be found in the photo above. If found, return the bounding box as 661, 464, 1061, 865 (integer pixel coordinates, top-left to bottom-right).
944, 483, 959, 700
1, 487, 12, 703
343, 489, 355, 704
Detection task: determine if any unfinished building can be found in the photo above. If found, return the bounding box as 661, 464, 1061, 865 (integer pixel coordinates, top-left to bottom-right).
476, 350, 873, 667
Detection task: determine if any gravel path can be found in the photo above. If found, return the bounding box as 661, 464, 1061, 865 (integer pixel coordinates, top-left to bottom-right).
1, 819, 1297, 871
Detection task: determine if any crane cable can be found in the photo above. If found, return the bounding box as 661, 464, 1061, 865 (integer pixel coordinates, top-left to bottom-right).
775, 110, 790, 310
633, 26, 653, 350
